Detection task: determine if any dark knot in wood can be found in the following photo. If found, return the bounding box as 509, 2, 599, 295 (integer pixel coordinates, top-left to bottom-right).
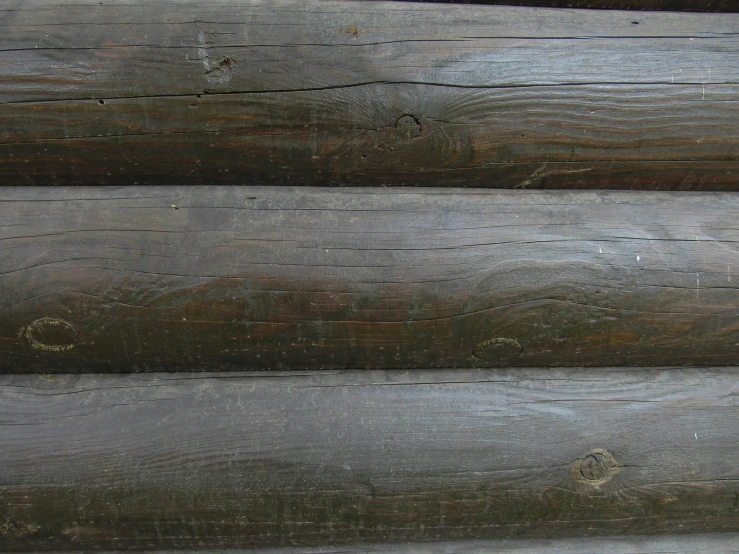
472, 337, 522, 362
576, 449, 619, 485
22, 317, 77, 352
580, 453, 609, 480
395, 115, 421, 140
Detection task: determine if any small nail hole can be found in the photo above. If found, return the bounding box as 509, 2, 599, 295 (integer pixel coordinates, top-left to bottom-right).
98, 99, 105, 105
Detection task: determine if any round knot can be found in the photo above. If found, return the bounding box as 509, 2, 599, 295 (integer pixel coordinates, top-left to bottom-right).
22, 317, 77, 352
575, 449, 619, 485
395, 115, 421, 140
472, 337, 522, 362
580, 453, 609, 481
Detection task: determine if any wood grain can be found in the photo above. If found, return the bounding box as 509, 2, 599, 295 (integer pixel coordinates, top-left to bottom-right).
0, 368, 737, 550
186, 533, 739, 553
390, 0, 739, 12
1, 186, 738, 372
1, 1, 738, 188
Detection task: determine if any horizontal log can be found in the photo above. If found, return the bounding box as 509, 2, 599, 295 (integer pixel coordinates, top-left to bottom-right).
171, 534, 739, 553
1, 1, 738, 188
392, 0, 739, 12
1, 187, 739, 372
0, 368, 737, 550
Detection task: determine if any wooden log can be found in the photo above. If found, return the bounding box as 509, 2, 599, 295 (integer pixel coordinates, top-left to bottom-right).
0, 368, 737, 550
1, 186, 739, 372
392, 0, 739, 12
1, 1, 738, 188
178, 534, 739, 553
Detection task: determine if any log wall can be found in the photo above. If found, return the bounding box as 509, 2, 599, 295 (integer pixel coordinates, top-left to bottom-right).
1, 187, 738, 372
1, 368, 737, 550
2, 1, 738, 188
3, 2, 739, 552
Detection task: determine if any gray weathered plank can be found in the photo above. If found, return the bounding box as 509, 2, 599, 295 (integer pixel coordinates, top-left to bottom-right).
1, 1, 738, 188
2, 186, 739, 372
0, 368, 737, 550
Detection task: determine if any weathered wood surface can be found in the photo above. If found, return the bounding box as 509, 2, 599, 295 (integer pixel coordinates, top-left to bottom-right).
0, 368, 737, 550
31, 534, 739, 554
1, 187, 739, 372
1, 1, 738, 188
175, 533, 739, 553
395, 0, 739, 12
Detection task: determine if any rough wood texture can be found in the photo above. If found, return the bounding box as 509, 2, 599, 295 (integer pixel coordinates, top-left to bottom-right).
0, 368, 737, 550
1, 186, 739, 372
157, 533, 739, 553
393, 0, 739, 12
2, 1, 738, 188
20, 535, 739, 554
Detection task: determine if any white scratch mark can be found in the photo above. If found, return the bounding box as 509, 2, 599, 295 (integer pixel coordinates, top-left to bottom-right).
695, 433, 698, 440
198, 47, 210, 70
599, 247, 603, 254
696, 272, 700, 299
636, 255, 640, 261
515, 163, 592, 189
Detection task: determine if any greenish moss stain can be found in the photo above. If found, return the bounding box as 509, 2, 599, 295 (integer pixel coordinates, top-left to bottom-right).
21, 317, 77, 352
0, 520, 40, 539
472, 337, 523, 361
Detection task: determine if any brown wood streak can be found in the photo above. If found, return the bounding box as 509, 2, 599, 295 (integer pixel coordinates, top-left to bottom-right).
0, 368, 737, 550
0, 186, 737, 371
0, 1, 737, 188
